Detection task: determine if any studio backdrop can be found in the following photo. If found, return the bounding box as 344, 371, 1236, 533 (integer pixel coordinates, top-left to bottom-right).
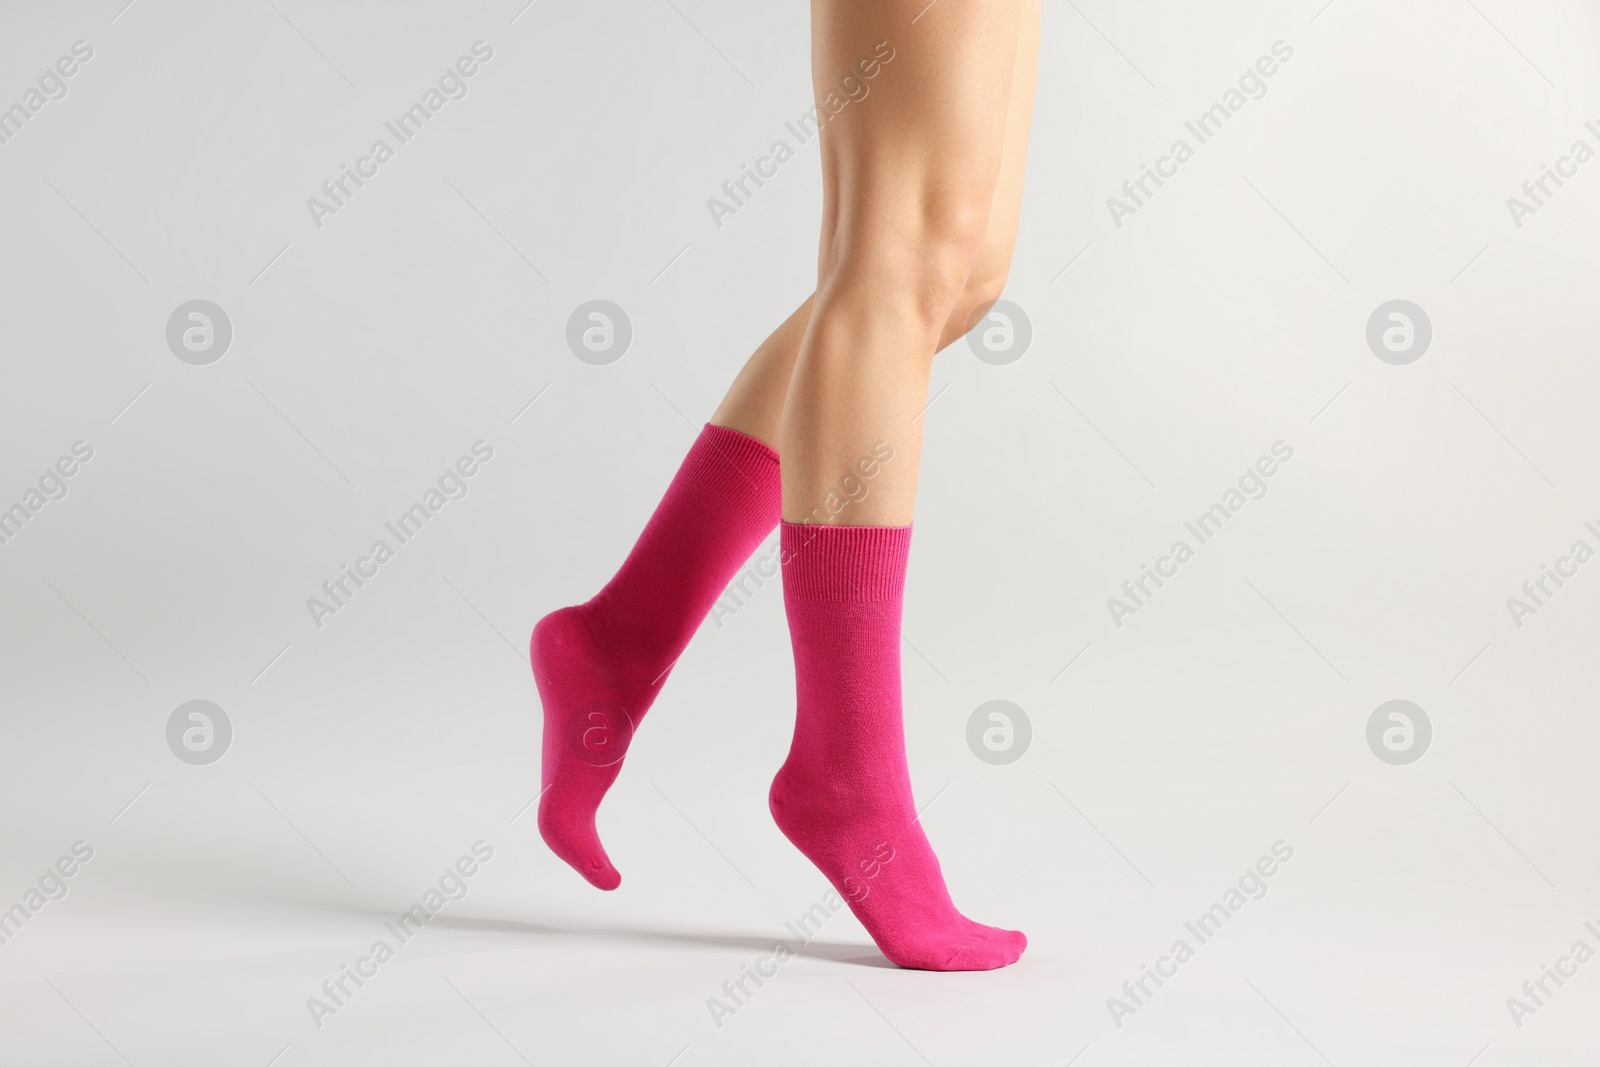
2, 1, 1598, 1065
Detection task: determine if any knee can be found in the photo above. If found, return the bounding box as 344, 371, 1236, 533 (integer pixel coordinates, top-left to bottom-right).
940, 263, 1010, 352
817, 189, 994, 336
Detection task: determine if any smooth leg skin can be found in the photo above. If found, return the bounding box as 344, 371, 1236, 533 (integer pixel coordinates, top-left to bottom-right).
711, 296, 814, 450
766, 0, 1030, 970
711, 0, 1041, 449
781, 0, 1022, 524
937, 0, 1041, 353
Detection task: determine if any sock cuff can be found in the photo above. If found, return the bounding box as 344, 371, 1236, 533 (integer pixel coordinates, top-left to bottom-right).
701, 422, 780, 467
780, 521, 912, 602
680, 423, 781, 519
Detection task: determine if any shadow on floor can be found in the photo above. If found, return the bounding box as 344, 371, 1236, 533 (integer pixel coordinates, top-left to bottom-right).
398, 912, 897, 969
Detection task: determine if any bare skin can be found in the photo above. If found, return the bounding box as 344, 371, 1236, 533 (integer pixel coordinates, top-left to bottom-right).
710, 0, 1041, 500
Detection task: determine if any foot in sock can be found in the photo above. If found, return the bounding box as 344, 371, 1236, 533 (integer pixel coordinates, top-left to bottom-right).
532, 424, 781, 890
770, 521, 1027, 970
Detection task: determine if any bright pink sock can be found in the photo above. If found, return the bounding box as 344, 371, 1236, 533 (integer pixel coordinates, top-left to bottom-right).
770, 522, 1027, 970
532, 424, 780, 889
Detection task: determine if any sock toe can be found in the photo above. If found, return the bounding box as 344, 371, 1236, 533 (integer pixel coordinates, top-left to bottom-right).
583, 859, 622, 891
997, 927, 1028, 965
940, 925, 1028, 971
538, 806, 622, 890
552, 835, 621, 891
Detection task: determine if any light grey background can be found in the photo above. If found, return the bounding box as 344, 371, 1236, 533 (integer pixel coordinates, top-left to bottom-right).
2, 0, 1598, 1064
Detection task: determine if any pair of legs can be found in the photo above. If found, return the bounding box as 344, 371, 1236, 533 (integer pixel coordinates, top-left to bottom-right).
533, 0, 1039, 970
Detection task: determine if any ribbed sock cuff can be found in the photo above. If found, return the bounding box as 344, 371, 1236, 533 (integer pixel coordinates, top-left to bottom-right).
681, 423, 781, 524
780, 521, 912, 602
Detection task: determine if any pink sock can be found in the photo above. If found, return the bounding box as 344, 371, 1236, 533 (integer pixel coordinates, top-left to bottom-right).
770, 522, 1027, 970
532, 424, 780, 889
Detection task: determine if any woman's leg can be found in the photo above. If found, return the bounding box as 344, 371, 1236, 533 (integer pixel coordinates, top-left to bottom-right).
711, 0, 1040, 448
767, 0, 1030, 970
709, 296, 813, 449
532, 422, 780, 889
938, 0, 1041, 352
781, 0, 1022, 523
